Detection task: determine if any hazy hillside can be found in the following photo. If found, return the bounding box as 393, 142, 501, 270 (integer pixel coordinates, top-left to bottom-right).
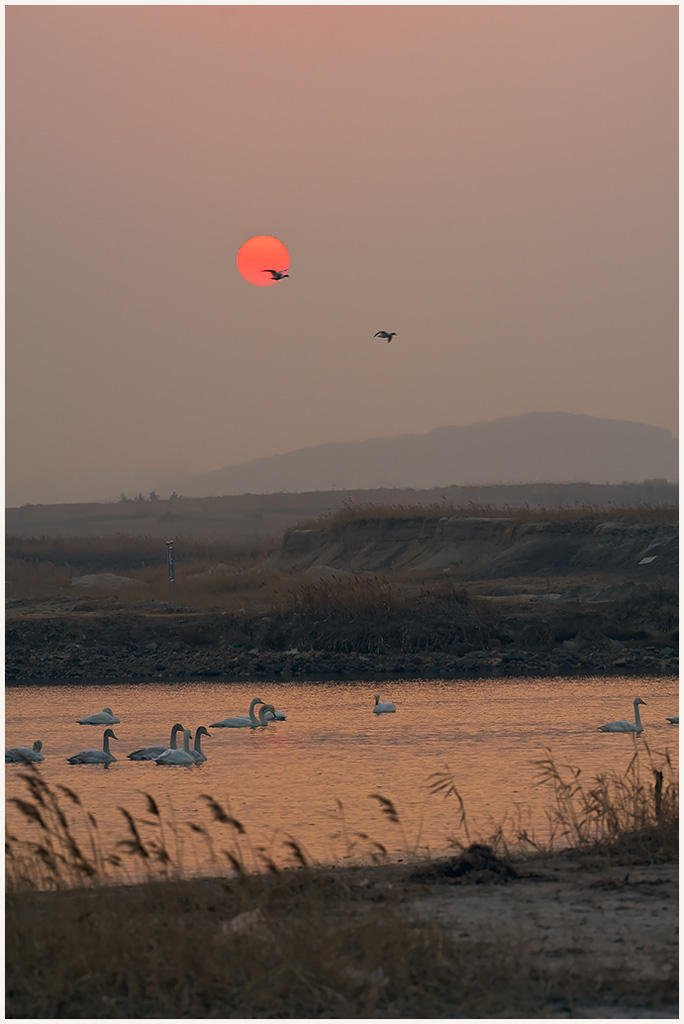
166, 413, 678, 498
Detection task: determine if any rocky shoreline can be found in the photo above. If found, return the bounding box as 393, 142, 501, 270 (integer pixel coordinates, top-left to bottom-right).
5, 616, 678, 685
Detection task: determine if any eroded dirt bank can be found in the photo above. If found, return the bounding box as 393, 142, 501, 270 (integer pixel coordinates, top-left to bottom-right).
272, 515, 678, 576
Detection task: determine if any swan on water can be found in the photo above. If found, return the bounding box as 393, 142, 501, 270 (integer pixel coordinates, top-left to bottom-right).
67, 729, 118, 764
256, 704, 277, 727
598, 697, 646, 734
127, 723, 185, 761
77, 707, 121, 725
666, 715, 679, 725
155, 728, 195, 765
6, 740, 44, 763
189, 726, 211, 763
211, 697, 264, 728
261, 706, 286, 721
373, 693, 396, 714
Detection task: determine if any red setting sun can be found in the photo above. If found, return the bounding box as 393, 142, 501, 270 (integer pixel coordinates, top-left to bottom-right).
237, 235, 290, 286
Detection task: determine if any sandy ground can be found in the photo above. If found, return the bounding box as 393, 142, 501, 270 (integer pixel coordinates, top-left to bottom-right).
401, 854, 678, 1018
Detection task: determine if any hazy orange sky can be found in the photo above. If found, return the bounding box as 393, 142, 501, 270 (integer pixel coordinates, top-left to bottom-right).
6, 5, 678, 506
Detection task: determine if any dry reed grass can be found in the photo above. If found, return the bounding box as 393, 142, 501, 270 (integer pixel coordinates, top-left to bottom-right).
427, 739, 678, 866
290, 500, 679, 535
261, 574, 495, 654
532, 739, 679, 864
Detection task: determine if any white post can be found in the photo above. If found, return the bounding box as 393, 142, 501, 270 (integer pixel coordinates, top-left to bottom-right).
166, 540, 175, 609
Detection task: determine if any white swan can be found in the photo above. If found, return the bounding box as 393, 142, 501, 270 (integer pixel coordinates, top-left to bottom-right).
77, 707, 120, 725
373, 693, 396, 714
127, 723, 185, 761
256, 704, 277, 728
67, 728, 118, 764
189, 726, 211, 763
155, 728, 195, 766
261, 706, 286, 721
598, 697, 646, 734
211, 697, 264, 728
6, 740, 44, 763
666, 715, 679, 725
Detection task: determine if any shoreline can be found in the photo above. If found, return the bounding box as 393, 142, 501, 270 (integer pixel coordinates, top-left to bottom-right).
5, 645, 678, 686
6, 571, 678, 685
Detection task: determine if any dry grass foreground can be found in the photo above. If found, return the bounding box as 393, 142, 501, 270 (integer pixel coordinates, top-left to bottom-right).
6, 745, 678, 1018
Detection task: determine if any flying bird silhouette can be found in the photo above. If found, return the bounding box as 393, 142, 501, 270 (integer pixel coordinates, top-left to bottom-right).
374, 331, 396, 343
262, 269, 289, 280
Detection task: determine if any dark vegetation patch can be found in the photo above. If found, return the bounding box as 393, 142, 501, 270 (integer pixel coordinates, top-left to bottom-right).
410, 843, 520, 884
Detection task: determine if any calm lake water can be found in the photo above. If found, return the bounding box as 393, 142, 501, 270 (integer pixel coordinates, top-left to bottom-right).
5, 676, 678, 877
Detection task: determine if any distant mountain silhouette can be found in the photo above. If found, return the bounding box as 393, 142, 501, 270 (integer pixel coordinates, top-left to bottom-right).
167, 413, 678, 498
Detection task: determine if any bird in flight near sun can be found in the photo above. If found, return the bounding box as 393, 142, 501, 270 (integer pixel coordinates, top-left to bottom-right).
374, 331, 396, 343
237, 236, 290, 287
262, 269, 289, 280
